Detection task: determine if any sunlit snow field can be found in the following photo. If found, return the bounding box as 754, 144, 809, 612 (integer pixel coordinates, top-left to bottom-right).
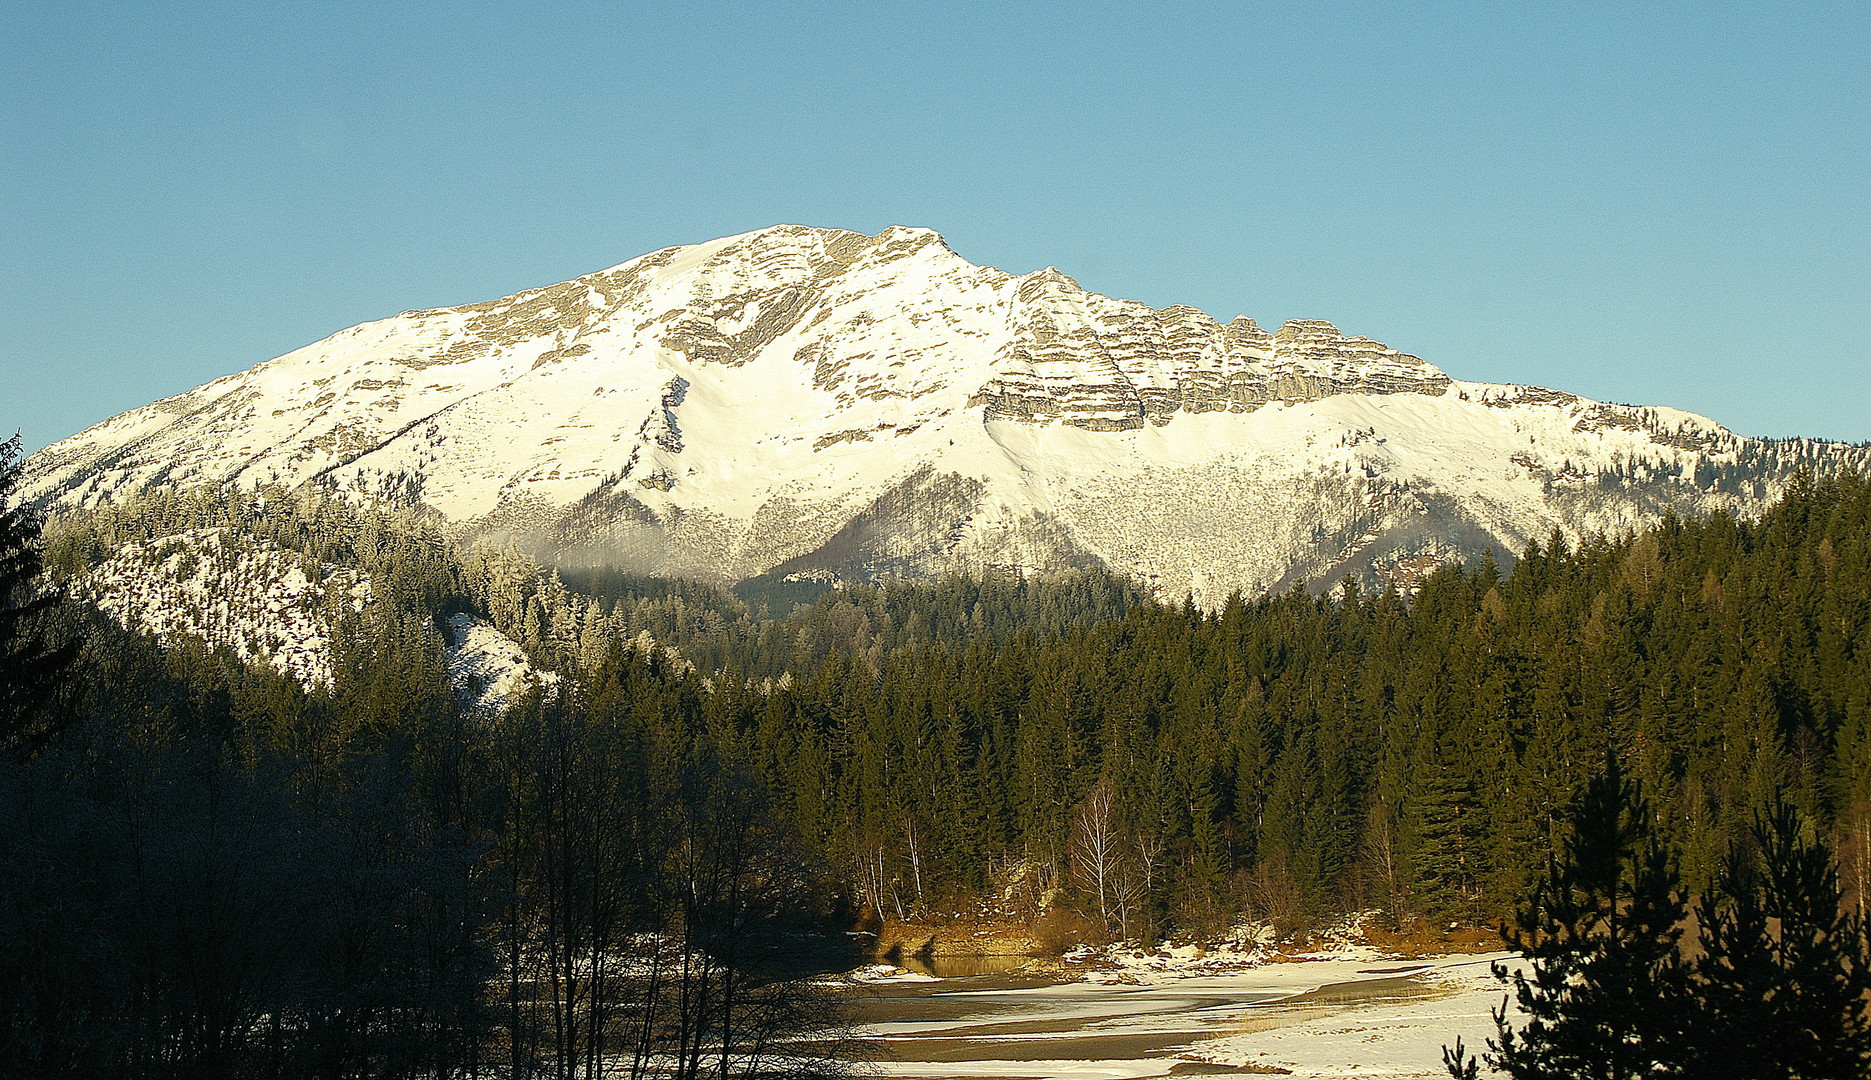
848, 948, 1516, 1080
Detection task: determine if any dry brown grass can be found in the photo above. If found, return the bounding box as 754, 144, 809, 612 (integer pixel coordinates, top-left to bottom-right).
1362, 918, 1503, 957
1031, 908, 1112, 956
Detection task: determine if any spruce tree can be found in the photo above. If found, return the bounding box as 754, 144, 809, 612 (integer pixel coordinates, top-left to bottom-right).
0, 435, 78, 761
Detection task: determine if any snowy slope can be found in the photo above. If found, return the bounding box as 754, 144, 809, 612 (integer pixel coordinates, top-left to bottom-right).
26, 225, 1870, 605
68, 528, 556, 698
443, 612, 561, 712
69, 527, 373, 688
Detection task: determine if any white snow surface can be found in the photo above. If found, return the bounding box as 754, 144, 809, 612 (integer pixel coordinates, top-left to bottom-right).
26, 224, 1864, 604
844, 964, 944, 985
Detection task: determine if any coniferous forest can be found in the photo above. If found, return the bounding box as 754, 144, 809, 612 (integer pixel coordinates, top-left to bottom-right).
5, 426, 1871, 1078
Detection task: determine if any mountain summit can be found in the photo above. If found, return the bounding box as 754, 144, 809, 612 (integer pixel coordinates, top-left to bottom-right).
23, 225, 1866, 603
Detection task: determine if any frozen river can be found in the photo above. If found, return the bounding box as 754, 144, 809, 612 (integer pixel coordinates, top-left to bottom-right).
847, 950, 1515, 1079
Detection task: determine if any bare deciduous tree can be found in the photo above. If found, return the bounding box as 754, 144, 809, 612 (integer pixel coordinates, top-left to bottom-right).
1069, 776, 1142, 935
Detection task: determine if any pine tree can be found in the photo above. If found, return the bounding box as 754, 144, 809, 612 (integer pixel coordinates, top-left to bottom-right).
0, 435, 78, 761
1690, 799, 1871, 1080
1449, 751, 1691, 1079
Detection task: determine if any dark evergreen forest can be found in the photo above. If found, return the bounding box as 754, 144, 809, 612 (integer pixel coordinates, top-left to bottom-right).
5, 427, 1871, 1077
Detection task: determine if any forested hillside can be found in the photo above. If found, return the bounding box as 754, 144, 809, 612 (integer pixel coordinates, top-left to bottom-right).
33, 470, 1871, 933
673, 471, 1871, 934
7, 433, 1871, 1076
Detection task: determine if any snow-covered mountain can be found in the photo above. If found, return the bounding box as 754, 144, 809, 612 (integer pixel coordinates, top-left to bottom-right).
25, 225, 1868, 604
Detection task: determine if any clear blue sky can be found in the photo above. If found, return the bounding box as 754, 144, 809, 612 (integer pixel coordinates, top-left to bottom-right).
5, 0, 1867, 451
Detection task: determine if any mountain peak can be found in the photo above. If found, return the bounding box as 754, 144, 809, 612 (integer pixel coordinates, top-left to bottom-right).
25, 226, 1866, 604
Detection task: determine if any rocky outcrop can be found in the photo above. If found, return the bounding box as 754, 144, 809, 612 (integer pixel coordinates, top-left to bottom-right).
971, 298, 1452, 429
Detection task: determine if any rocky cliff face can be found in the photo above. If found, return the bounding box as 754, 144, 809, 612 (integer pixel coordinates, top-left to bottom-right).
24, 225, 1869, 605
970, 272, 1452, 431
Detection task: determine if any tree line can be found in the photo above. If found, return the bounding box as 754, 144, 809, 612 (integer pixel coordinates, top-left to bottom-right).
29, 461, 1871, 940
689, 471, 1871, 940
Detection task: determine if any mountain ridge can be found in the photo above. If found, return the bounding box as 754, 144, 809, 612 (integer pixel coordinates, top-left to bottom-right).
24, 224, 1870, 605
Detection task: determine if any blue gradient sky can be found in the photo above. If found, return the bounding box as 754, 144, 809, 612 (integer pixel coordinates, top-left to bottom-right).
5, 1, 1867, 451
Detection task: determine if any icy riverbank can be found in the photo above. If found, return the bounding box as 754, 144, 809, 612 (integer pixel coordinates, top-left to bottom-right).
852, 945, 1517, 1079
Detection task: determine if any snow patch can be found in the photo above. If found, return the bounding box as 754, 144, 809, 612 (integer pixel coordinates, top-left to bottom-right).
844, 964, 943, 985
864, 949, 1519, 1080
443, 612, 561, 713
